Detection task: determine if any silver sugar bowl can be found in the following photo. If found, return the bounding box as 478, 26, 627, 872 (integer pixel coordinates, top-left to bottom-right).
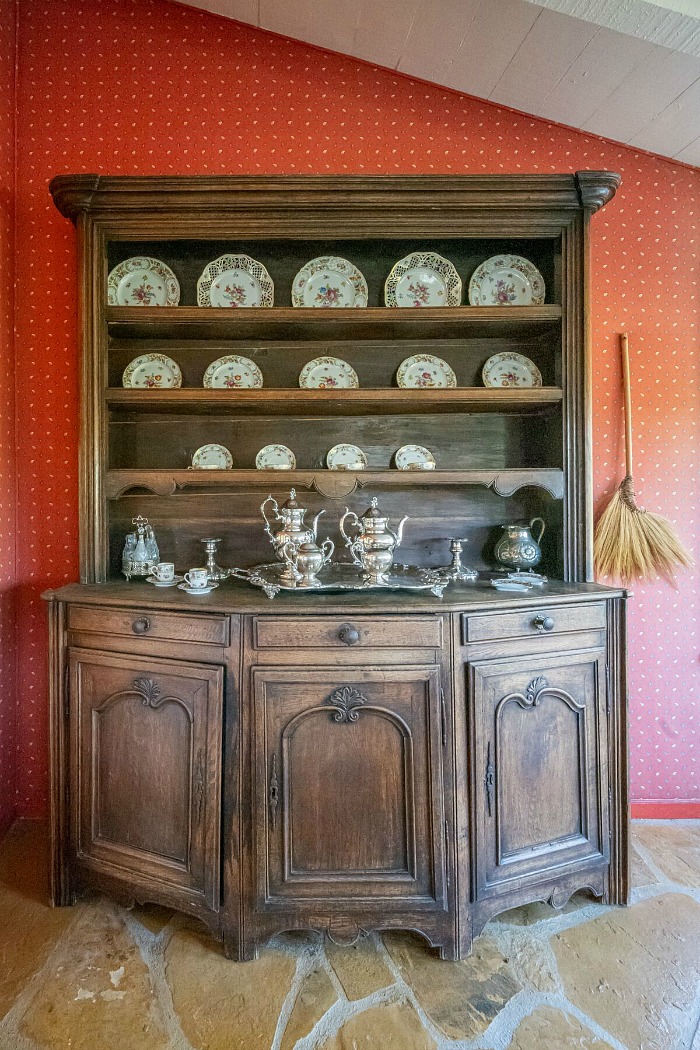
339, 497, 408, 585
282, 538, 334, 587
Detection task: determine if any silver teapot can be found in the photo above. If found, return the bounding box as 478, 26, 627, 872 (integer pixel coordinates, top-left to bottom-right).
261, 489, 326, 581
339, 497, 408, 585
282, 538, 334, 588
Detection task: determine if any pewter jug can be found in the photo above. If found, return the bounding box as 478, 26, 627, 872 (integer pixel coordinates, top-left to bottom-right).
339, 497, 408, 585
261, 489, 325, 567
495, 517, 545, 571
282, 538, 334, 587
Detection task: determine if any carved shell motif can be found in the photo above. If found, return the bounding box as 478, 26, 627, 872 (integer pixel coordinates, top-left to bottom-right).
325, 686, 369, 723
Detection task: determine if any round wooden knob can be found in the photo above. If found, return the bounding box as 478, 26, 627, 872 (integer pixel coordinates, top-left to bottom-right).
533, 615, 554, 633
338, 625, 360, 646
132, 617, 151, 635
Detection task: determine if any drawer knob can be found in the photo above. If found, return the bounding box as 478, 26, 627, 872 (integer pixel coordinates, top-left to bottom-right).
533, 615, 554, 633
338, 625, 360, 646
132, 617, 151, 635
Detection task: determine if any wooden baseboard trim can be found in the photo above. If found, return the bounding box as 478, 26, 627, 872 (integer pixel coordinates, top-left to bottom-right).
632, 802, 700, 819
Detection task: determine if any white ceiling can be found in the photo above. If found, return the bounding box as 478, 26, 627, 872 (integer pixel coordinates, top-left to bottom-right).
182, 0, 700, 166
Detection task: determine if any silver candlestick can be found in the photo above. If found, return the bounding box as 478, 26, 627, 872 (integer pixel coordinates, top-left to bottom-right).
443, 538, 478, 581
201, 537, 229, 581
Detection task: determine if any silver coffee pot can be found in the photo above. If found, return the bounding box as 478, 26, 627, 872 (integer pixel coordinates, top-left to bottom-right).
261, 489, 326, 582
339, 498, 408, 585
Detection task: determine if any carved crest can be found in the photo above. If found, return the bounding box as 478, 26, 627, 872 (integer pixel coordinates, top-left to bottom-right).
525, 676, 549, 706
132, 677, 162, 707
325, 686, 368, 723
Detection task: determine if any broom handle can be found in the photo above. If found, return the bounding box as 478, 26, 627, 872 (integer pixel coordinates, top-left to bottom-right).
620, 332, 634, 476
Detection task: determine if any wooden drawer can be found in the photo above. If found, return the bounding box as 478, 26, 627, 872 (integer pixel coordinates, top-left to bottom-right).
462, 602, 606, 644
253, 615, 443, 650
67, 605, 230, 646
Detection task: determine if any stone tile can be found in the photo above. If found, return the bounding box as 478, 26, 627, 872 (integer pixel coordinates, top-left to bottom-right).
494, 892, 591, 926
319, 1002, 436, 1049
325, 934, 394, 1000
630, 842, 659, 888
280, 965, 337, 1050
0, 821, 79, 1021
552, 893, 700, 1050
633, 824, 700, 887
507, 1005, 614, 1048
18, 902, 168, 1050
501, 936, 559, 993
165, 925, 296, 1050
128, 903, 175, 935
384, 931, 521, 1040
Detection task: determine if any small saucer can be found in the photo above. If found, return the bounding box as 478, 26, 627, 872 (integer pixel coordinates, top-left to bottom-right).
490, 578, 533, 592
146, 575, 184, 587
177, 582, 219, 595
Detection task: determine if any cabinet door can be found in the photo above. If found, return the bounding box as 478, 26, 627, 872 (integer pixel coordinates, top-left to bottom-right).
69, 648, 223, 910
253, 666, 446, 908
470, 649, 608, 900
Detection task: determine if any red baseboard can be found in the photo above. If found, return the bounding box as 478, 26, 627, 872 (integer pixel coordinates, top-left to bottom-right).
632, 802, 700, 819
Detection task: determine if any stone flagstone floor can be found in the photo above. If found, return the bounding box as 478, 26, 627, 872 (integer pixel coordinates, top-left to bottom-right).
0, 821, 699, 1049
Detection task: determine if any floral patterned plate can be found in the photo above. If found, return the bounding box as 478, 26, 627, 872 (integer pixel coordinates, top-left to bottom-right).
394, 444, 436, 470
255, 444, 296, 470
468, 254, 545, 306
292, 256, 368, 308
108, 257, 180, 306
203, 354, 263, 388
482, 352, 542, 388
191, 444, 234, 469
385, 252, 462, 308
396, 354, 456, 389
197, 254, 274, 307
326, 443, 368, 470
299, 357, 359, 389
122, 353, 182, 388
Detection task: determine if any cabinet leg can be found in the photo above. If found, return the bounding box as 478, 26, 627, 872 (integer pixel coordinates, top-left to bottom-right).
223, 932, 257, 962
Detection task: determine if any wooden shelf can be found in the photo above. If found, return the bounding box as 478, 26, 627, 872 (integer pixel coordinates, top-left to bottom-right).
105, 468, 564, 500
106, 305, 562, 342
105, 387, 563, 416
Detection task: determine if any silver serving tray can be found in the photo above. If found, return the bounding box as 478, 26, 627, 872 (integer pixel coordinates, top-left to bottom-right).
228, 562, 450, 599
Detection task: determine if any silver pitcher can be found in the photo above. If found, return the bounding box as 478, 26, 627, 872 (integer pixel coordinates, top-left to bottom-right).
261, 489, 326, 582
495, 517, 545, 571
339, 497, 408, 585
282, 538, 334, 587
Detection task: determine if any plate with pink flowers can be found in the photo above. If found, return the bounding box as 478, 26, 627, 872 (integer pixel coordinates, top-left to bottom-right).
482, 352, 542, 388
385, 252, 462, 308
396, 354, 456, 389
203, 355, 263, 389
468, 254, 545, 306
197, 254, 274, 308
299, 357, 359, 389
108, 257, 180, 306
292, 256, 368, 308
122, 353, 182, 388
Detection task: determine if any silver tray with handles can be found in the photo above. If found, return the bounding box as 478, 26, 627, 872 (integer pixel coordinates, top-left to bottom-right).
228, 561, 451, 599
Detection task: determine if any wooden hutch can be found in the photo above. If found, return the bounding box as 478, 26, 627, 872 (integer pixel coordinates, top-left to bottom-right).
45, 172, 628, 961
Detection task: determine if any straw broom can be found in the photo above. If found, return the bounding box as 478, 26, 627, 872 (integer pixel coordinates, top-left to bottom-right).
594, 332, 694, 585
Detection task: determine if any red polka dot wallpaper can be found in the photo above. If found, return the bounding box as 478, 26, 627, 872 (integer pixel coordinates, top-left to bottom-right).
5, 0, 699, 816
0, 0, 17, 836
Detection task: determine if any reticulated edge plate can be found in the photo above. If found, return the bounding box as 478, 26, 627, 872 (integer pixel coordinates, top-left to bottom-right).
255, 444, 296, 470
203, 355, 263, 388
108, 256, 180, 307
292, 256, 368, 308
385, 252, 462, 308
482, 352, 542, 388
394, 444, 436, 470
326, 443, 368, 470
191, 443, 234, 469
197, 254, 274, 307
468, 254, 545, 306
396, 354, 456, 389
122, 353, 182, 388
299, 357, 359, 389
